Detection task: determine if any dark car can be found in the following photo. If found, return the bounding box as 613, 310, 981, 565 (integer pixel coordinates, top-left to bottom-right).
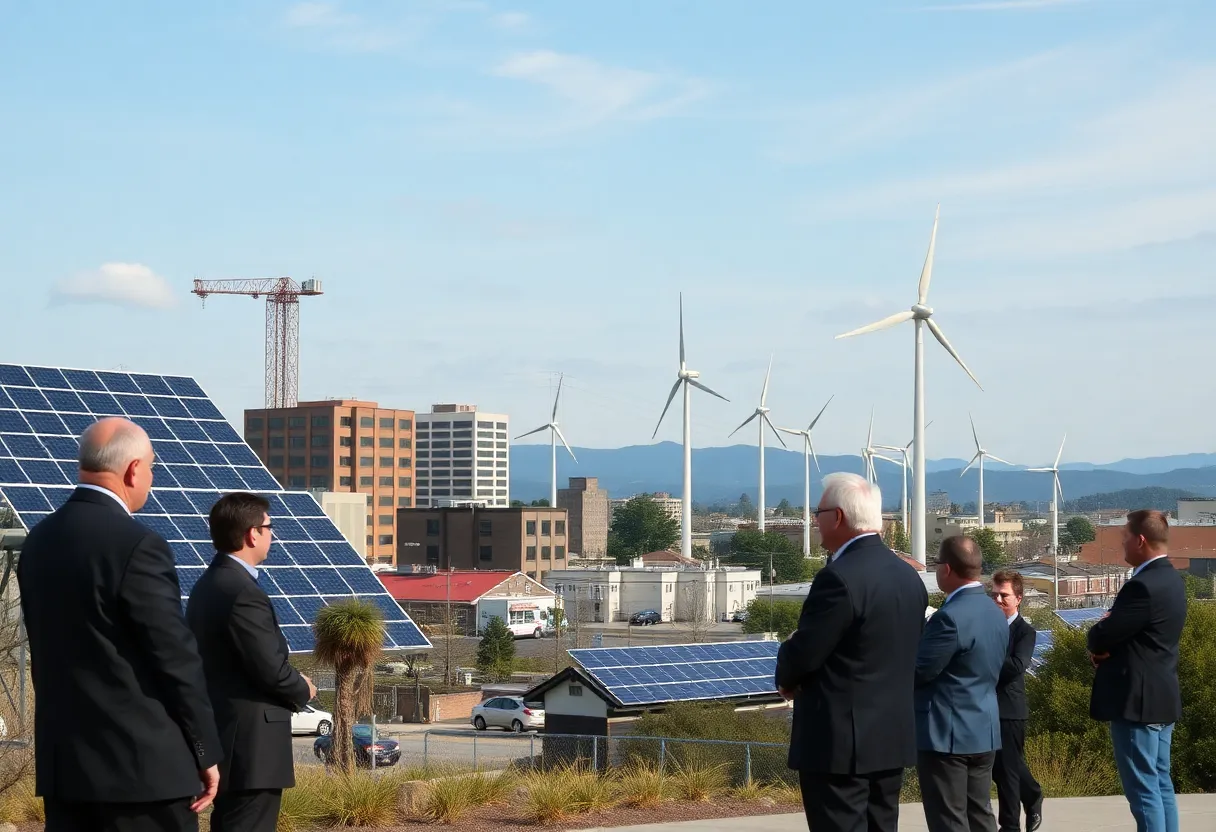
630, 609, 662, 626
314, 724, 400, 768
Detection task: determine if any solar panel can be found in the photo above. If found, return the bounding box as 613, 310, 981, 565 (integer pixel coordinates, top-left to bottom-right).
1054, 608, 1108, 628
0, 363, 430, 654
568, 640, 781, 707
1029, 630, 1052, 675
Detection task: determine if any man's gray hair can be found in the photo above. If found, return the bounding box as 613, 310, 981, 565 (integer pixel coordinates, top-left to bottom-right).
820, 472, 883, 532
78, 420, 149, 475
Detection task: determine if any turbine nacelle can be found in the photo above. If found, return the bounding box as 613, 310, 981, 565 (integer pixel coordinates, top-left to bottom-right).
911, 303, 934, 319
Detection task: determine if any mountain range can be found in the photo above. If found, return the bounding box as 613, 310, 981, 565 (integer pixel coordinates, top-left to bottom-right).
508, 442, 1216, 508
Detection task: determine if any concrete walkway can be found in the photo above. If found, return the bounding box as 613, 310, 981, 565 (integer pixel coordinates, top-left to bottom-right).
583, 794, 1216, 832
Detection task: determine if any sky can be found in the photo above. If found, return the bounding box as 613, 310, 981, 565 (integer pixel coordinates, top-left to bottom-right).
1, 0, 1214, 467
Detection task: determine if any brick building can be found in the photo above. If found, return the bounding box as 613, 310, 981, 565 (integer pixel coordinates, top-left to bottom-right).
1078, 524, 1216, 577
396, 505, 569, 582
557, 476, 609, 557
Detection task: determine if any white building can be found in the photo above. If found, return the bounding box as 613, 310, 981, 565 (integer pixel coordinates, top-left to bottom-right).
609, 492, 683, 525
414, 404, 509, 509
1178, 498, 1216, 524
543, 562, 761, 624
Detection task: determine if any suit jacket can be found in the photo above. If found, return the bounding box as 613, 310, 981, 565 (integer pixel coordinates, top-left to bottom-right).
914, 585, 1008, 755
16, 488, 221, 803
997, 614, 1037, 721
776, 534, 929, 774
1088, 556, 1186, 724
186, 555, 312, 792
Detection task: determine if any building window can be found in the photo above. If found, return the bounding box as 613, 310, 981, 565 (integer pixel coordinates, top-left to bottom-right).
555, 545, 566, 559
245, 432, 263, 445
542, 546, 551, 559
379, 476, 393, 487
379, 437, 393, 448
289, 436, 306, 448
310, 455, 327, 468
288, 455, 305, 467
366, 516, 373, 526
399, 497, 412, 507
453, 450, 472, 458
288, 476, 305, 488
360, 437, 373, 447
360, 417, 374, 428
454, 440, 472, 449
426, 519, 440, 536
288, 416, 305, 428
247, 417, 264, 430
360, 456, 373, 467
399, 419, 412, 430
268, 455, 284, 467
569, 685, 583, 697
542, 521, 551, 535
399, 457, 412, 468
379, 417, 393, 429
479, 545, 493, 562
379, 535, 393, 546
340, 416, 352, 427
310, 434, 330, 447
269, 436, 285, 449
479, 520, 492, 536
268, 417, 284, 429
426, 545, 439, 564
310, 475, 329, 488
526, 546, 536, 561
380, 456, 394, 467
359, 476, 373, 487
367, 535, 374, 547
526, 520, 536, 536
312, 415, 330, 428
340, 476, 352, 487
379, 495, 393, 506
379, 515, 393, 526
496, 453, 508, 460
399, 477, 411, 487
338, 456, 351, 467
555, 520, 566, 535
431, 421, 450, 429
339, 436, 352, 447
477, 421, 493, 429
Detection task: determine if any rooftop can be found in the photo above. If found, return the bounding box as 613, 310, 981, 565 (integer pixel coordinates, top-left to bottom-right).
378, 569, 521, 603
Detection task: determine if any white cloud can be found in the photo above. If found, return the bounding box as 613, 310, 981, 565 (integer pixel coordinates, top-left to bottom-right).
280, 1, 401, 52
284, 2, 352, 28
51, 263, 177, 309
922, 0, 1097, 10
491, 11, 530, 30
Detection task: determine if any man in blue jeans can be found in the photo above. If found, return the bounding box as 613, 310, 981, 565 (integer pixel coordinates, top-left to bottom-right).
1088, 509, 1187, 832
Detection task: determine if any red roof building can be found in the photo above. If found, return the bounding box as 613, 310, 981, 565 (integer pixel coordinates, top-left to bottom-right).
378, 569, 556, 636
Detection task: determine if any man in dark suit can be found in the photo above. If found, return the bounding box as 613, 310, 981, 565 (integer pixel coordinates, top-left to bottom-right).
17, 417, 221, 831
187, 492, 316, 832
1088, 509, 1186, 832
915, 536, 1008, 832
776, 472, 928, 832
989, 569, 1043, 832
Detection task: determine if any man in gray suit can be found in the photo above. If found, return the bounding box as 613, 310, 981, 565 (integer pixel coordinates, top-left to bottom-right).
915, 536, 1009, 832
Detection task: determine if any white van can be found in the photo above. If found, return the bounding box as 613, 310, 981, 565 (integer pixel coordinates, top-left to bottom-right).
478, 598, 554, 639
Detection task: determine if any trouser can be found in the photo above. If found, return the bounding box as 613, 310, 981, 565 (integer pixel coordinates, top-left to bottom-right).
917, 750, 998, 832
210, 788, 284, 832
992, 719, 1042, 831
797, 768, 903, 832
44, 797, 195, 832
1109, 720, 1179, 832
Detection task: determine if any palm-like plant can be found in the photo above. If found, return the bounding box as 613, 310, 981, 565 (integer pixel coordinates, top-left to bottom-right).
313, 599, 385, 773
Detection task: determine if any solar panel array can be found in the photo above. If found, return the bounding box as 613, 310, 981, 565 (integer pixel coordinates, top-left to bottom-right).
0, 364, 430, 654
1054, 608, 1108, 628
569, 641, 780, 706
1030, 630, 1052, 675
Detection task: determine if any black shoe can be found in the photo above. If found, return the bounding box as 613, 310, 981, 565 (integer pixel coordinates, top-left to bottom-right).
1025, 805, 1043, 832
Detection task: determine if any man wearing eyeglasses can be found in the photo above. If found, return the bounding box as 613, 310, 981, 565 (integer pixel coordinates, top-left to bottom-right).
989, 570, 1042, 832
187, 493, 316, 832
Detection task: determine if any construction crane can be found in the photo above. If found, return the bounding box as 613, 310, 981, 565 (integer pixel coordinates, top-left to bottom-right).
192, 277, 324, 409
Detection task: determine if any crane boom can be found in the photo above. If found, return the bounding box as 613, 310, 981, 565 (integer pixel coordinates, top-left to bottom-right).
192, 277, 324, 409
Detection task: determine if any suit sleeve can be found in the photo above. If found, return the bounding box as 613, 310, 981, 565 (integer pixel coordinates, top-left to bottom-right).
776, 569, 852, 689
999, 622, 1034, 685
119, 532, 223, 771
230, 587, 312, 709
915, 608, 959, 688
1087, 580, 1151, 654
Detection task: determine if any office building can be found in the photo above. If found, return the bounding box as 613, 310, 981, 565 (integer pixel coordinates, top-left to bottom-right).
610, 492, 682, 525
396, 505, 568, 581
544, 562, 762, 624
243, 399, 414, 565
414, 405, 510, 508
557, 477, 610, 557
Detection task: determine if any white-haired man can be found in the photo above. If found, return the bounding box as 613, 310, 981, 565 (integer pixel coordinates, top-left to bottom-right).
776, 472, 928, 832
18, 417, 222, 831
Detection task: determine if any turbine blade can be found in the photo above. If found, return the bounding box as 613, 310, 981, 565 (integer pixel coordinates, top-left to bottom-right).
1054, 434, 1067, 469
809, 439, 821, 472
926, 318, 983, 391
1055, 473, 1065, 504
836, 310, 914, 339
918, 204, 940, 305
553, 425, 577, 463
764, 413, 788, 449
551, 373, 564, 421
986, 454, 1014, 466
1025, 467, 1053, 473
689, 379, 728, 402
679, 293, 685, 366
728, 412, 759, 438
872, 453, 900, 466
776, 427, 802, 437
961, 451, 981, 477
808, 394, 834, 431
866, 408, 875, 448
969, 412, 980, 452
652, 378, 683, 439
760, 355, 773, 406
514, 424, 550, 441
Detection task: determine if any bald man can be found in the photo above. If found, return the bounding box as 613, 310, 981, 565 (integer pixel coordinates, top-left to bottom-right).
18, 417, 222, 832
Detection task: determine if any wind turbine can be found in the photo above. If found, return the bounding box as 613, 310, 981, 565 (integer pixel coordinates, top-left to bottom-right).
1027, 434, 1067, 572
876, 421, 933, 543
837, 206, 983, 564
861, 410, 880, 483
653, 294, 729, 559
960, 414, 1011, 530
778, 396, 833, 555
515, 374, 578, 507
728, 357, 786, 532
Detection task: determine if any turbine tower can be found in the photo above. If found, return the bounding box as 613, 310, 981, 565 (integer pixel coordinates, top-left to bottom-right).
515, 374, 577, 507
1027, 434, 1067, 560
728, 356, 786, 532
653, 294, 729, 559
876, 421, 933, 543
960, 414, 1011, 530
778, 396, 833, 556
837, 206, 983, 564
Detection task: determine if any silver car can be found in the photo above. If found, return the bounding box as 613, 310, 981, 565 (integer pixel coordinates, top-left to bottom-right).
470, 696, 545, 733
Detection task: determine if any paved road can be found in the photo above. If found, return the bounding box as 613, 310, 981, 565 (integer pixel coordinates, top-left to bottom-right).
292, 725, 545, 770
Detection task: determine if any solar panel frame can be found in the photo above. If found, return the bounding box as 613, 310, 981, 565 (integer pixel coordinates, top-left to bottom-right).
1054, 608, 1109, 628
568, 640, 781, 707
0, 363, 430, 655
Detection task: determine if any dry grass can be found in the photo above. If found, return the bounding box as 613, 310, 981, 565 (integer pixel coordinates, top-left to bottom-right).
669, 760, 731, 802
615, 762, 672, 808
521, 765, 618, 825
728, 779, 801, 806
0, 776, 43, 824
413, 771, 516, 823
1025, 734, 1122, 798
279, 767, 400, 829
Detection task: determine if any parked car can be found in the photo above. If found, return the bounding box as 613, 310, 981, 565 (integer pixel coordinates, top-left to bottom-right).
313, 724, 400, 767
470, 696, 545, 733
630, 609, 662, 626
291, 704, 333, 736
731, 609, 749, 623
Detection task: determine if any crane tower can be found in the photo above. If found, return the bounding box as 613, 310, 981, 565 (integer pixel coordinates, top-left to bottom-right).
192, 277, 324, 409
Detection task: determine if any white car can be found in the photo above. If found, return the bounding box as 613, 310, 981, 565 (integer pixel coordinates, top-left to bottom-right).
470, 696, 545, 733
292, 704, 333, 736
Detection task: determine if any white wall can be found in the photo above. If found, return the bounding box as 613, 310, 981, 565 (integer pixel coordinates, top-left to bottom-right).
543, 678, 609, 718
1178, 500, 1216, 523
320, 492, 368, 557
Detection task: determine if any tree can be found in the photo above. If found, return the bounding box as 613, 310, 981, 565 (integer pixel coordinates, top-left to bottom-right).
966, 527, 1008, 571
476, 616, 516, 682
1065, 517, 1096, 545
775, 498, 795, 518
313, 600, 384, 773
679, 585, 714, 642
729, 529, 809, 583
741, 598, 802, 640
530, 498, 551, 507
607, 496, 680, 563
736, 493, 757, 520
885, 519, 910, 553
949, 502, 962, 515
692, 544, 711, 560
